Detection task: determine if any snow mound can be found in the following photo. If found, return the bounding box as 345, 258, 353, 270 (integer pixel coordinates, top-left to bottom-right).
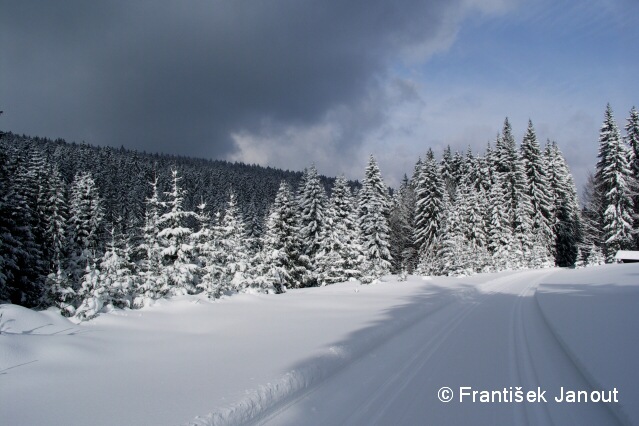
0, 304, 75, 336
0, 304, 77, 377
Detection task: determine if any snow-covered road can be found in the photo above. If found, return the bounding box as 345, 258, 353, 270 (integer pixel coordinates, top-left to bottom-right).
256, 270, 622, 426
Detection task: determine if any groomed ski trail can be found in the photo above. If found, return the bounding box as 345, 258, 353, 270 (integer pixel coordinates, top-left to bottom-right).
239, 269, 619, 426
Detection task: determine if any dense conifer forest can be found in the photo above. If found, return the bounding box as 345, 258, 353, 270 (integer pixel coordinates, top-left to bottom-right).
0, 104, 637, 321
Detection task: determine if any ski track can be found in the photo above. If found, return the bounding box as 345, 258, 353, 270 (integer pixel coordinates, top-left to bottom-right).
187, 285, 461, 426
189, 271, 536, 426
189, 270, 625, 426
198, 269, 622, 426
509, 272, 554, 426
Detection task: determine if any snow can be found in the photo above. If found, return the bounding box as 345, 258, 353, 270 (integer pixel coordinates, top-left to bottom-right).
1, 265, 637, 426
536, 264, 639, 424
614, 250, 639, 261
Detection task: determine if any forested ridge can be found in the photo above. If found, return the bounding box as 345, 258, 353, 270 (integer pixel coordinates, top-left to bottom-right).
0, 104, 637, 321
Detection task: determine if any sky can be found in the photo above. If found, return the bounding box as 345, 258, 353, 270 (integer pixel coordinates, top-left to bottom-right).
1, 0, 637, 190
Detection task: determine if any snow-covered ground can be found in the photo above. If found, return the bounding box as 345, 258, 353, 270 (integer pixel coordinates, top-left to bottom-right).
1, 265, 637, 426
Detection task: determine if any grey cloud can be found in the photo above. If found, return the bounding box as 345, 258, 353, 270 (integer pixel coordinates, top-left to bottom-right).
1, 0, 475, 160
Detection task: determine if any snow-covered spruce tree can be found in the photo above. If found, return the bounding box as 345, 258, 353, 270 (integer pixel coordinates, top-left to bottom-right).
99, 229, 135, 310
437, 197, 473, 276
451, 150, 465, 193
43, 164, 68, 273
42, 167, 72, 311
495, 119, 534, 266
594, 104, 635, 261
19, 151, 49, 244
74, 261, 103, 321
471, 150, 493, 194
414, 150, 446, 271
574, 247, 586, 268
581, 171, 604, 250
494, 119, 516, 175
545, 141, 582, 266
0, 165, 42, 305
217, 191, 251, 291
0, 205, 22, 302
192, 203, 224, 298
260, 181, 311, 292
244, 200, 264, 254
358, 155, 392, 278
135, 176, 168, 305
388, 174, 417, 274
315, 175, 364, 284
297, 165, 327, 283
157, 169, 198, 295
521, 120, 555, 255
486, 173, 517, 272
67, 172, 105, 289
457, 173, 491, 273
440, 145, 456, 198
46, 266, 75, 316
624, 106, 639, 248
586, 243, 605, 266
8, 163, 49, 305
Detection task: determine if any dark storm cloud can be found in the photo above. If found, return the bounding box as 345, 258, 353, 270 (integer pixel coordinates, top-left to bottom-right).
0, 0, 467, 158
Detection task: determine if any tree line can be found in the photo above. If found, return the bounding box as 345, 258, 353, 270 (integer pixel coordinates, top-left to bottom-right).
0, 105, 637, 320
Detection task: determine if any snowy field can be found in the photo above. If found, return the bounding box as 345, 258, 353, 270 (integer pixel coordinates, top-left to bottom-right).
1, 265, 637, 426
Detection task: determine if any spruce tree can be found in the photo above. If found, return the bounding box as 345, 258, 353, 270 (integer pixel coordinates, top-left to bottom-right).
586, 244, 605, 266
521, 120, 554, 253
218, 191, 251, 291
99, 229, 135, 309
67, 172, 104, 288
494, 118, 534, 265
414, 151, 446, 259
74, 261, 103, 321
157, 169, 198, 295
624, 106, 639, 248
594, 104, 634, 261
440, 145, 455, 196
457, 173, 491, 272
136, 176, 168, 305
297, 165, 327, 282
358, 156, 392, 277
316, 175, 363, 284
486, 173, 516, 271
43, 165, 68, 272
193, 203, 224, 298
581, 172, 604, 251
388, 174, 416, 273
437, 197, 473, 276
0, 180, 28, 303
545, 141, 582, 266
261, 181, 310, 292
